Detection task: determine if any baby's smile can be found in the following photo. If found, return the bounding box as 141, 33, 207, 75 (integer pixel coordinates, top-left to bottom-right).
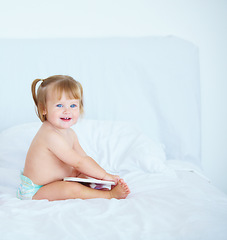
60, 117, 72, 122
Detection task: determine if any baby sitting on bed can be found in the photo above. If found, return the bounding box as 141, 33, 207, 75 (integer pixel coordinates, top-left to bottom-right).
17, 75, 130, 201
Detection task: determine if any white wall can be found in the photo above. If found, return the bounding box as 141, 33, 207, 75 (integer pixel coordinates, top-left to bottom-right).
0, 0, 227, 193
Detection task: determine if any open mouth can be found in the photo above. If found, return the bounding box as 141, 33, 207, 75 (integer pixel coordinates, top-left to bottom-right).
60, 117, 72, 122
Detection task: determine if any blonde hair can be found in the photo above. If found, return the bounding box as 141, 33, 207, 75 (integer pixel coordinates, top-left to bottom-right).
31, 75, 84, 122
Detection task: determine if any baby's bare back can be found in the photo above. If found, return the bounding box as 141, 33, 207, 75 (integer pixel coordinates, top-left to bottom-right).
23, 122, 78, 185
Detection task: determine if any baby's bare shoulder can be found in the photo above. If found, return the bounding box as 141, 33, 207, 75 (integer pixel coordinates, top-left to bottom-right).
69, 127, 77, 138
39, 123, 55, 136
36, 123, 61, 144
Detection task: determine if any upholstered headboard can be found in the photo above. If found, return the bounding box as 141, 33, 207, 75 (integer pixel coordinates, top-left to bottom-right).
0, 36, 200, 165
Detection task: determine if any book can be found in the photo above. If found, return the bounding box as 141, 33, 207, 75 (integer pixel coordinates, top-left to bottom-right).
63, 177, 115, 186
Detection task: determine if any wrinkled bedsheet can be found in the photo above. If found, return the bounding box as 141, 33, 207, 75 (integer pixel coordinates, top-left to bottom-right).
1, 165, 227, 240
0, 121, 227, 239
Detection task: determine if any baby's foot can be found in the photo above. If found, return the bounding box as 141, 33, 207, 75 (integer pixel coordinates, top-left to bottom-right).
109, 179, 130, 199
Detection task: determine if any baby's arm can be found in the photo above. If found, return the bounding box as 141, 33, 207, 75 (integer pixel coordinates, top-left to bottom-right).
47, 131, 110, 181
72, 133, 119, 184
72, 132, 88, 157
102, 173, 120, 185
73, 156, 119, 184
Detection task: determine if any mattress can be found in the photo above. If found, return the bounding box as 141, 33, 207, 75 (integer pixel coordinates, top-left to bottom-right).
0, 121, 227, 240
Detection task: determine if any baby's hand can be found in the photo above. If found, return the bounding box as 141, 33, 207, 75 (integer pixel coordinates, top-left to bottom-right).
102, 173, 120, 185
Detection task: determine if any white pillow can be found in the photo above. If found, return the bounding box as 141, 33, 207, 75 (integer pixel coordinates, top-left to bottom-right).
0, 120, 168, 173
74, 119, 167, 173
0, 122, 42, 170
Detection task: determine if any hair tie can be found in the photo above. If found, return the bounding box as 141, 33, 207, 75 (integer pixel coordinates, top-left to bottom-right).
40, 78, 45, 86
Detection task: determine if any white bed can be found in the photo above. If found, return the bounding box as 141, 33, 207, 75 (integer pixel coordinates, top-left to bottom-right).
0, 37, 227, 240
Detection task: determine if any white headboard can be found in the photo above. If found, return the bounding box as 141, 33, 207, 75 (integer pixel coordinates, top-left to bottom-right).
0, 36, 200, 165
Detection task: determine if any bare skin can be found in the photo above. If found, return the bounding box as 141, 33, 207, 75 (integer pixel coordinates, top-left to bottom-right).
23, 90, 130, 200
33, 179, 130, 201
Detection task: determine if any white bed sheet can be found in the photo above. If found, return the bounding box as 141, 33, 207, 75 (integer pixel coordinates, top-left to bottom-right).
0, 121, 227, 240
1, 167, 227, 240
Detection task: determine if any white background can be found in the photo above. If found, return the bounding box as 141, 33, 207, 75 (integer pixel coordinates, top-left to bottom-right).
0, 0, 226, 193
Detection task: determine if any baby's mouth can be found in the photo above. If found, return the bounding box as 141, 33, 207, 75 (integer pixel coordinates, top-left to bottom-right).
60, 117, 72, 122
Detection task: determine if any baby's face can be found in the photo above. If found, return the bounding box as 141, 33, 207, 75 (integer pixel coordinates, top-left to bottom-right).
43, 90, 80, 129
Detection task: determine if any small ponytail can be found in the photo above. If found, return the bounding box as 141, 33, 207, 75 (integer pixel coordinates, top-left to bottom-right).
31, 78, 47, 122
31, 79, 43, 107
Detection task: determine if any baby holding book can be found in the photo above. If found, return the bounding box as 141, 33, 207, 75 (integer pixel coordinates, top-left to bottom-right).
17, 75, 130, 201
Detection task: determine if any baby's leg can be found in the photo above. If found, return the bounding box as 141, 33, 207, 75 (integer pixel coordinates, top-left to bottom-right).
33, 179, 130, 201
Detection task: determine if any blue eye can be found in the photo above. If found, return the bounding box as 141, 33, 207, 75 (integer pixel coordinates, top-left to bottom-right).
56, 104, 63, 108
70, 104, 77, 108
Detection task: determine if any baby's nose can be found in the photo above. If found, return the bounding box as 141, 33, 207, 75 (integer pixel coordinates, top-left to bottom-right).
63, 106, 70, 112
